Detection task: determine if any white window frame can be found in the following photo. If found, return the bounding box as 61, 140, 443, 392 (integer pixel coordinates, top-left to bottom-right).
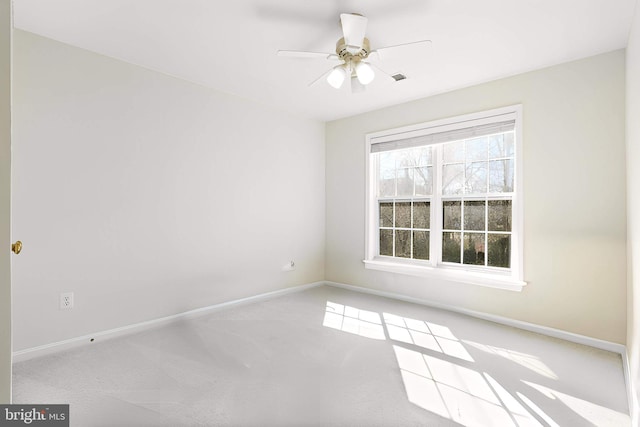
364, 105, 526, 291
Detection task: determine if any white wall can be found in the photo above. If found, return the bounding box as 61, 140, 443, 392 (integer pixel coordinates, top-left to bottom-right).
10, 24, 630, 364
326, 50, 627, 344
0, 0, 12, 403
627, 0, 640, 422
11, 30, 326, 351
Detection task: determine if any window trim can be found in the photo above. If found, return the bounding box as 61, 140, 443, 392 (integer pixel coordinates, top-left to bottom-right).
364, 105, 525, 291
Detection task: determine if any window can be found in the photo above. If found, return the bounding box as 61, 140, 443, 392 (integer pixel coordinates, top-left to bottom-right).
364, 106, 525, 290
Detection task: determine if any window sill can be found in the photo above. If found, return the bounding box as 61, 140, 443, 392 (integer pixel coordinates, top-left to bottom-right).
362, 259, 526, 292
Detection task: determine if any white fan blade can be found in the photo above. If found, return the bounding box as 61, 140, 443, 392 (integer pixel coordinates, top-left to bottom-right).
340, 13, 368, 49
277, 50, 340, 61
308, 68, 333, 87
368, 63, 395, 82
371, 39, 432, 60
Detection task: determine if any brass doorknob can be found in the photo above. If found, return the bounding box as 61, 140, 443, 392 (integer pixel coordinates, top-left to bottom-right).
11, 241, 22, 254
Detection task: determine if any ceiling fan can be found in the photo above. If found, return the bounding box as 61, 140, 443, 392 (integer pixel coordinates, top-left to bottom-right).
277, 13, 431, 93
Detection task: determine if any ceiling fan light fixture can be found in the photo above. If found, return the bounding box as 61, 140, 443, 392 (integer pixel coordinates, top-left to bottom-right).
277, 12, 432, 92
355, 61, 375, 85
327, 65, 347, 89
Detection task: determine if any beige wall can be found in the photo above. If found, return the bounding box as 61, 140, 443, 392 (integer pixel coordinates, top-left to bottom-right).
0, 0, 12, 403
326, 50, 627, 344
626, 1, 640, 422
11, 30, 326, 351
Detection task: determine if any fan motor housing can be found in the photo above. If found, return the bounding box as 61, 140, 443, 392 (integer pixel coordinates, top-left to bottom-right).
335, 37, 371, 60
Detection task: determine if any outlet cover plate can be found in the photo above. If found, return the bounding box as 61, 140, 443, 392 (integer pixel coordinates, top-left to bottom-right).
60, 292, 74, 310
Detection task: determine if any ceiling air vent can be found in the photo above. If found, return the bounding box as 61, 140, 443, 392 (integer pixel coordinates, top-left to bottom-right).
392, 73, 407, 81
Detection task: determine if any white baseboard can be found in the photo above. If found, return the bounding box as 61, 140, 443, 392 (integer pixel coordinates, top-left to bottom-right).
14, 278, 634, 417
623, 350, 639, 424
12, 281, 325, 362
18, 279, 625, 362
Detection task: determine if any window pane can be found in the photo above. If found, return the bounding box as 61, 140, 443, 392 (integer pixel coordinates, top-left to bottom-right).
396, 168, 414, 196
418, 146, 433, 166
379, 179, 395, 197
413, 231, 429, 260
443, 201, 461, 230
380, 229, 393, 256
443, 140, 464, 163
488, 134, 503, 159
414, 166, 432, 196
379, 202, 394, 227
442, 164, 464, 195
488, 200, 512, 231
413, 201, 430, 229
395, 230, 411, 258
466, 137, 487, 162
379, 152, 396, 197
464, 201, 485, 231
488, 234, 511, 268
465, 162, 487, 194
398, 149, 427, 168
489, 132, 515, 159
463, 233, 486, 265
489, 159, 514, 192
442, 232, 461, 263
395, 202, 412, 228
504, 132, 515, 157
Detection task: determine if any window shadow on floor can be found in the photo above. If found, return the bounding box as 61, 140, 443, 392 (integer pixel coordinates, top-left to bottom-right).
322, 300, 629, 427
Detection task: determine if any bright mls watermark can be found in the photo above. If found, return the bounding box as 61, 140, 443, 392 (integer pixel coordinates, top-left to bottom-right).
0, 405, 69, 426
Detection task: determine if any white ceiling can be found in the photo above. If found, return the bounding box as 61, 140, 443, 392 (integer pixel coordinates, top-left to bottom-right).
13, 0, 638, 122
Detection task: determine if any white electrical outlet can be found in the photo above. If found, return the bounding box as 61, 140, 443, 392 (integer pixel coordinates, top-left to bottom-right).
60, 292, 74, 310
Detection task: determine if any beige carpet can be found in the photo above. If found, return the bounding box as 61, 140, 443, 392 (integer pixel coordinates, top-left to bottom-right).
12, 285, 630, 426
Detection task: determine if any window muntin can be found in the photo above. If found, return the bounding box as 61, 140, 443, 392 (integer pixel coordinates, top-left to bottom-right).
377, 146, 433, 198
439, 133, 514, 269
441, 199, 512, 268
376, 146, 433, 261
442, 132, 515, 196
366, 106, 522, 285
379, 200, 431, 260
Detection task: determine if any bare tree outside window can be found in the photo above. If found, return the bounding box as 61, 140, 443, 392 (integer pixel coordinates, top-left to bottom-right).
440, 131, 514, 268
366, 107, 522, 286
377, 147, 432, 261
